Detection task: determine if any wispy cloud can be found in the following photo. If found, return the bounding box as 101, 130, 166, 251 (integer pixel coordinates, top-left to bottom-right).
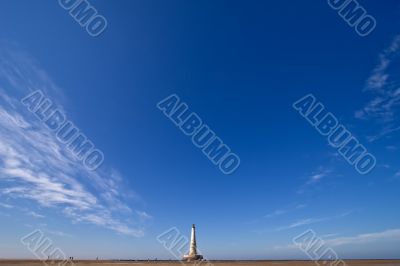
272, 228, 400, 252
321, 233, 339, 239
276, 217, 328, 231
365, 35, 400, 92
0, 202, 13, 209
307, 172, 327, 184
264, 204, 307, 219
391, 170, 400, 181
326, 228, 400, 246
265, 209, 287, 218
0, 42, 150, 237
297, 168, 331, 194
356, 35, 400, 141
26, 211, 45, 218
306, 168, 331, 185
276, 211, 354, 231
44, 229, 73, 238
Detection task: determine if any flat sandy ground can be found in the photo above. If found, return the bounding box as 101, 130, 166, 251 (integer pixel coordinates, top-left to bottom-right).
0, 260, 399, 266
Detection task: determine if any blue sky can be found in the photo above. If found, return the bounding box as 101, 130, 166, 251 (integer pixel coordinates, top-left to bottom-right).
0, 0, 400, 260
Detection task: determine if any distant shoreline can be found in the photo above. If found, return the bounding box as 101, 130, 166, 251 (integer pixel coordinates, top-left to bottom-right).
1, 259, 400, 261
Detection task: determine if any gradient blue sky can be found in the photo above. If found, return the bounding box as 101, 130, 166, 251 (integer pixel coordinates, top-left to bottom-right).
0, 0, 400, 260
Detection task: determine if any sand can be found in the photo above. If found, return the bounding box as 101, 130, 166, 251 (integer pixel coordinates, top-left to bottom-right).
0, 260, 399, 266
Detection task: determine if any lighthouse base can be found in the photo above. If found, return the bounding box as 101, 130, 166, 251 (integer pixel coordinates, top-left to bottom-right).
182, 255, 203, 261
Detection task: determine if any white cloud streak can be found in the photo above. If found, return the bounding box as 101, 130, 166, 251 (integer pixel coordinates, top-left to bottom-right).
264, 204, 307, 219
276, 211, 354, 231
356, 35, 400, 141
276, 217, 328, 231
297, 168, 332, 194
326, 229, 400, 247
0, 42, 149, 237
275, 228, 400, 252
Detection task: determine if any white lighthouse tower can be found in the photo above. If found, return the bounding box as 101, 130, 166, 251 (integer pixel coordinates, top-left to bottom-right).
183, 224, 203, 261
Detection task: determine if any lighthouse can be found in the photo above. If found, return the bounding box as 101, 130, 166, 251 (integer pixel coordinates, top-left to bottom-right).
183, 224, 203, 261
